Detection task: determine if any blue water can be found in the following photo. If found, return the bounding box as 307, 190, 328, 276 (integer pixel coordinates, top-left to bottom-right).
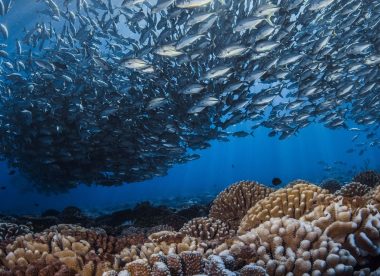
0, 123, 378, 215
0, 0, 379, 216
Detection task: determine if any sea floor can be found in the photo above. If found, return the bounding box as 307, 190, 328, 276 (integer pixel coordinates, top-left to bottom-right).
1, 171, 380, 275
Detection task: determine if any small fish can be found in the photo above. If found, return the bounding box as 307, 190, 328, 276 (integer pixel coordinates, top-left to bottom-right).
272, 177, 282, 186
0, 186, 6, 190
154, 45, 183, 57
217, 44, 249, 58
176, 0, 212, 9
0, 23, 8, 39
308, 0, 335, 11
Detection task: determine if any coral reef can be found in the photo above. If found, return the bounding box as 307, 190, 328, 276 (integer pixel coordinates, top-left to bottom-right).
180, 217, 234, 241
335, 182, 372, 197
0, 223, 32, 242
238, 182, 333, 233
209, 180, 273, 229
1, 175, 380, 275
369, 185, 380, 210
301, 200, 380, 265
353, 170, 380, 188
220, 217, 356, 275
320, 178, 342, 193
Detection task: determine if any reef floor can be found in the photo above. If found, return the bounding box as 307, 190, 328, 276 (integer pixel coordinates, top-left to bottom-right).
1, 170, 380, 275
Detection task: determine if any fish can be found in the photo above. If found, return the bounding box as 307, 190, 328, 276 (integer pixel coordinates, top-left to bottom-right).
202, 65, 231, 80
308, 0, 335, 11
234, 17, 266, 32
0, 0, 377, 192
178, 84, 205, 94
217, 44, 249, 58
272, 177, 282, 186
154, 45, 184, 57
176, 0, 213, 9
0, 23, 8, 39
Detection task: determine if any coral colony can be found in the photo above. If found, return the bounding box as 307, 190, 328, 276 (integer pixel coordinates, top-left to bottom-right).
1, 171, 380, 275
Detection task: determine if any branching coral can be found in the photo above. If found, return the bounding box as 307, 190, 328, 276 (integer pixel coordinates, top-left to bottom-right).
225, 217, 356, 275
238, 182, 333, 233
353, 171, 380, 188
148, 231, 184, 244
335, 182, 371, 197
209, 181, 274, 230
180, 217, 234, 241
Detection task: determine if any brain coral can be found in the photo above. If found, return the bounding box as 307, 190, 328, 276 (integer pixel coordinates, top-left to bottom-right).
353, 170, 380, 188
180, 217, 234, 241
335, 182, 371, 197
301, 200, 380, 264
238, 182, 333, 233
227, 217, 356, 275
209, 180, 274, 230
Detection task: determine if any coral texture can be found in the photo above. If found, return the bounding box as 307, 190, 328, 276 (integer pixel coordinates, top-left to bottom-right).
180, 217, 234, 241
209, 180, 274, 229
353, 171, 380, 188
301, 200, 380, 264
226, 217, 356, 275
2, 177, 380, 275
238, 182, 333, 233
0, 223, 32, 243
369, 185, 380, 210
335, 182, 371, 197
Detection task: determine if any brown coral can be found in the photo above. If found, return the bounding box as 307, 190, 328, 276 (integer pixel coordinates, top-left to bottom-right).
353, 170, 380, 188
238, 182, 333, 233
209, 180, 274, 230
226, 217, 356, 275
0, 223, 32, 242
148, 231, 184, 244
301, 200, 380, 264
335, 182, 372, 197
369, 185, 380, 210
180, 217, 234, 241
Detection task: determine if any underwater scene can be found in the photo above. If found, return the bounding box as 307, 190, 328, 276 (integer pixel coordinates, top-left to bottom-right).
0, 0, 380, 275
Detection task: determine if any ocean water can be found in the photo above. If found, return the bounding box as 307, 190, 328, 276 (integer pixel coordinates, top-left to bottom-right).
0, 122, 379, 215
0, 0, 379, 216
1, 1, 380, 275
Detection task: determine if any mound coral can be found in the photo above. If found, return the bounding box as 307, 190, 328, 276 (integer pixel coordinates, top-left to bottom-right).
209, 180, 274, 229
301, 200, 380, 264
224, 217, 356, 275
353, 170, 380, 188
179, 217, 234, 241
335, 182, 371, 197
238, 182, 333, 233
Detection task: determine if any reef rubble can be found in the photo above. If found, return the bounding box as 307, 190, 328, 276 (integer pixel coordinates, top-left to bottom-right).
0, 175, 380, 275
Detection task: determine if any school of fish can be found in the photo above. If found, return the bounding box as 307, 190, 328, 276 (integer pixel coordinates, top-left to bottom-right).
0, 0, 379, 191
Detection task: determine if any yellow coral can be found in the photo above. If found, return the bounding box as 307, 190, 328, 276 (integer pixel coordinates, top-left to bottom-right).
238, 182, 333, 233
